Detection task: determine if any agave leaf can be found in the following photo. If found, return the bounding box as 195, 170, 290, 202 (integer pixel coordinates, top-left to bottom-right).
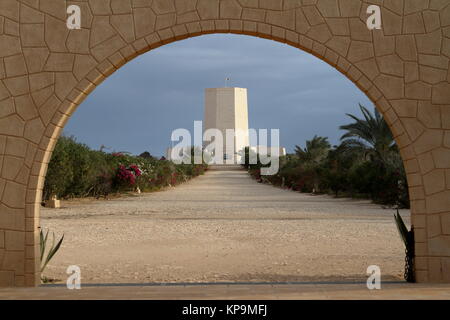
42, 234, 53, 270
394, 209, 409, 247
42, 233, 61, 272
40, 231, 64, 273
395, 215, 407, 246
50, 232, 56, 252
46, 234, 64, 264
39, 229, 45, 262
40, 230, 50, 264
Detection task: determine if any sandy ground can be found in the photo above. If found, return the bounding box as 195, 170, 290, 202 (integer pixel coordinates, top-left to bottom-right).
41, 166, 409, 284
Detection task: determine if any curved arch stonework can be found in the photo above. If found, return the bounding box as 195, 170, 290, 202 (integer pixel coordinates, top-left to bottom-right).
0, 0, 449, 287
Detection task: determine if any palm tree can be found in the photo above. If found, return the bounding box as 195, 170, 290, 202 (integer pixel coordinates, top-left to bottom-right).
295, 136, 331, 193
295, 135, 331, 165
339, 104, 396, 163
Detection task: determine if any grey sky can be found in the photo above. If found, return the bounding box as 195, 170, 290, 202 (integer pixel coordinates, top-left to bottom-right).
64, 34, 373, 156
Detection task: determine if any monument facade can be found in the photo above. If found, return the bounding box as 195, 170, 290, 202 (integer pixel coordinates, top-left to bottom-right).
204, 87, 250, 161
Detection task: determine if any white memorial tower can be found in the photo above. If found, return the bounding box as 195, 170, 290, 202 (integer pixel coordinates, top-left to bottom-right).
204, 87, 250, 162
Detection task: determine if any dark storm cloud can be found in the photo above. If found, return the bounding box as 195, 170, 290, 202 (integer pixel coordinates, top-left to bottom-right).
64, 34, 373, 156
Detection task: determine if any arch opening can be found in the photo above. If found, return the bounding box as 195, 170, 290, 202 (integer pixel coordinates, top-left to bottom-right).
38, 33, 410, 285
0, 0, 448, 287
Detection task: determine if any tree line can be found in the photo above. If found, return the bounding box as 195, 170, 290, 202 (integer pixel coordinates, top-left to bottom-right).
243, 104, 409, 208
43, 136, 207, 201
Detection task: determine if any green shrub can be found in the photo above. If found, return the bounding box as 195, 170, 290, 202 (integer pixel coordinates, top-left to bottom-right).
243, 103, 410, 208
43, 136, 207, 200
246, 147, 409, 208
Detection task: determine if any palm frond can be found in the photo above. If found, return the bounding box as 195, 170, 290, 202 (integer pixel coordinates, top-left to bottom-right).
339, 104, 395, 164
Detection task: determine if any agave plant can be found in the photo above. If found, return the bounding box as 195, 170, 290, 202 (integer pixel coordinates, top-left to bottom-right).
40, 228, 64, 274
394, 209, 415, 282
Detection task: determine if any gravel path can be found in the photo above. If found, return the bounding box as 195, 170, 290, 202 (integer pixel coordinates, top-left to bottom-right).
41, 167, 409, 284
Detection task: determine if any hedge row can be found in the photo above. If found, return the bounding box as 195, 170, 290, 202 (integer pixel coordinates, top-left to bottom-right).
43, 136, 208, 200
243, 148, 409, 209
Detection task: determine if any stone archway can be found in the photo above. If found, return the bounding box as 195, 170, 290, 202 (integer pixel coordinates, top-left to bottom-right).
0, 0, 449, 287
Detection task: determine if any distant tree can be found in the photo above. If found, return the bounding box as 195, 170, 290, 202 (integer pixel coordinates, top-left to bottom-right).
339, 104, 409, 207
293, 136, 331, 193
139, 151, 154, 159
294, 135, 331, 165
339, 104, 396, 163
